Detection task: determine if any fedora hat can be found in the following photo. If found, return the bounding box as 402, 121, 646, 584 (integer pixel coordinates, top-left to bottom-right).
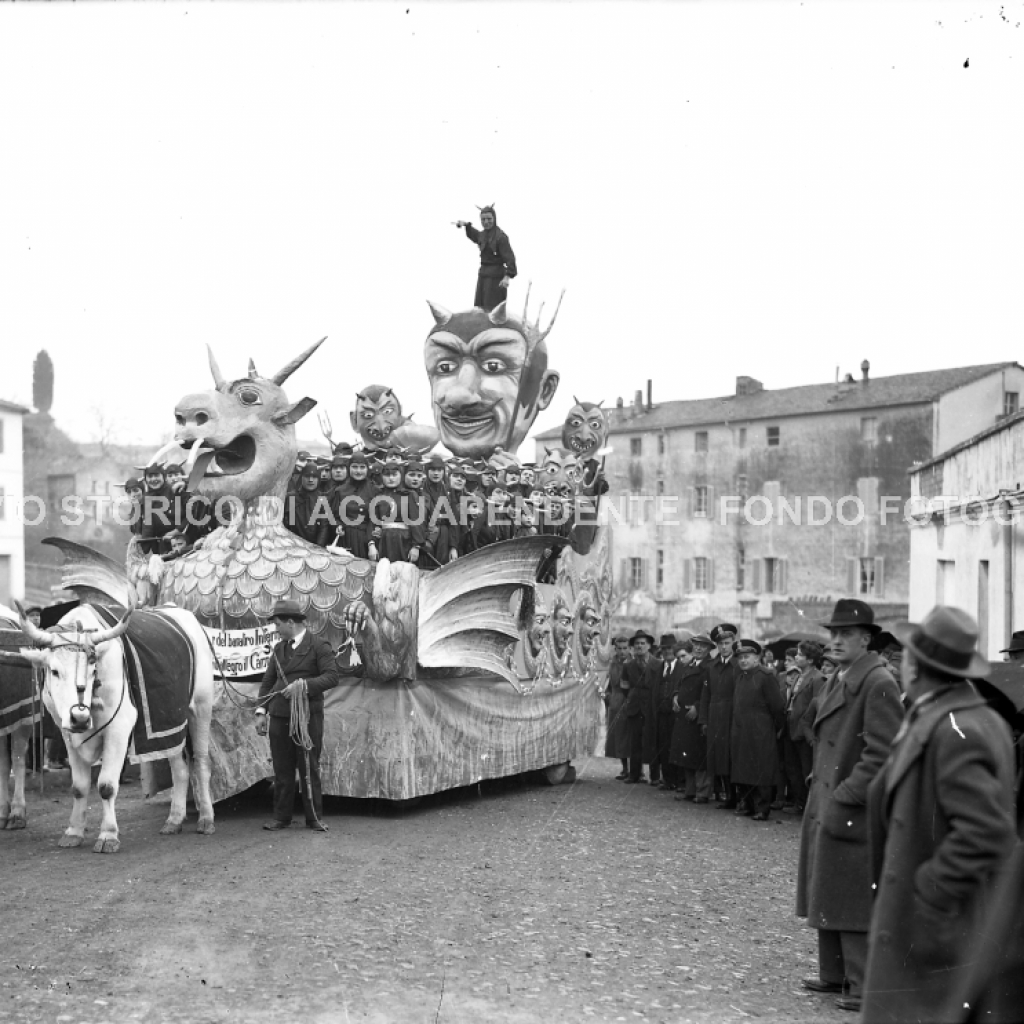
819, 598, 882, 636
263, 600, 307, 622
999, 629, 1024, 655
628, 629, 655, 647
658, 633, 677, 649
892, 606, 989, 680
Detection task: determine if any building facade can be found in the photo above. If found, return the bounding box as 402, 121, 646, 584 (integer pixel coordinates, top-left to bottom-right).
908, 408, 1024, 660
0, 398, 30, 606
536, 362, 1024, 639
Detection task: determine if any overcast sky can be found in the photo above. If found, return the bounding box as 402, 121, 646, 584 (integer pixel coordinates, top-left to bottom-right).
2, 2, 1022, 455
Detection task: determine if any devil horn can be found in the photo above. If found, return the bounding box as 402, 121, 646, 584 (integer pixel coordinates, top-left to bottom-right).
248, 358, 259, 379
270, 337, 327, 387
427, 300, 452, 327
488, 301, 508, 325
522, 282, 532, 324
15, 600, 54, 648
207, 345, 227, 391
573, 395, 581, 406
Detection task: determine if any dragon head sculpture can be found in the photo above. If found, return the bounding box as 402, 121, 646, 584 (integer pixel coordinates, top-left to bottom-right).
170, 340, 323, 503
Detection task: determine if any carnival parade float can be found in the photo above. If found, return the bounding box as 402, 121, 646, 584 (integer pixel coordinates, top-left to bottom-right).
45, 294, 613, 803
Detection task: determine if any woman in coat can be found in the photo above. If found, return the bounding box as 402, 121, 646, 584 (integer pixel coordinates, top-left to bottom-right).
729, 640, 786, 820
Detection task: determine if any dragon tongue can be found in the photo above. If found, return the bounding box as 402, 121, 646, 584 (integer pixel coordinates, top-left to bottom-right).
187, 448, 217, 491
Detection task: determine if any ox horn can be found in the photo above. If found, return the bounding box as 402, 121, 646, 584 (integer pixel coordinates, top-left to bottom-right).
207, 345, 227, 391
89, 589, 137, 647
426, 300, 452, 327
14, 600, 55, 648
269, 337, 327, 387
488, 301, 508, 325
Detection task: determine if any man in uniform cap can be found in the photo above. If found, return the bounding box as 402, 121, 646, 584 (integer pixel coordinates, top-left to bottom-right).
796, 599, 903, 1013
700, 623, 740, 808
622, 630, 662, 784
862, 606, 1017, 1023
255, 601, 340, 831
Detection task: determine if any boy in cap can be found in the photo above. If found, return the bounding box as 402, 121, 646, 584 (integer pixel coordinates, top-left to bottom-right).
862, 607, 1016, 1023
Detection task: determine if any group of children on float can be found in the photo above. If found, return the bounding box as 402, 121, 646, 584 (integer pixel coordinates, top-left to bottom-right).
283, 445, 574, 567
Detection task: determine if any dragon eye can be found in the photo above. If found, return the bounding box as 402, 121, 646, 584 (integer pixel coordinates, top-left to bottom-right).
237, 388, 262, 407
482, 359, 506, 374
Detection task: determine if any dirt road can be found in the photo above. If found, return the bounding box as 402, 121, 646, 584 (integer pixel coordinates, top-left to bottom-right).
2, 757, 844, 1024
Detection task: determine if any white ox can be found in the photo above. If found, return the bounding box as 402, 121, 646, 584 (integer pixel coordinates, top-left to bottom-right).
17, 602, 216, 853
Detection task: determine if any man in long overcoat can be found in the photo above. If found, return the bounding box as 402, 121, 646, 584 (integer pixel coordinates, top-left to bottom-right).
862, 607, 1017, 1023
622, 629, 661, 784
603, 636, 631, 778
652, 634, 682, 790
730, 639, 787, 820
795, 599, 902, 1013
699, 623, 739, 808
671, 635, 714, 802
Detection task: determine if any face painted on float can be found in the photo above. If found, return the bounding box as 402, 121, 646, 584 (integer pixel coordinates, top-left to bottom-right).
578, 605, 602, 655
423, 302, 561, 458
528, 608, 551, 656
552, 601, 574, 658
562, 400, 608, 459
350, 386, 404, 451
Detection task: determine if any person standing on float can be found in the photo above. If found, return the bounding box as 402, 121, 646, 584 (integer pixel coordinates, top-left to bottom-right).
454, 205, 517, 311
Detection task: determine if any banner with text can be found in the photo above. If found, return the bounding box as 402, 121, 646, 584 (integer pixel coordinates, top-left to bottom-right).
203, 625, 279, 679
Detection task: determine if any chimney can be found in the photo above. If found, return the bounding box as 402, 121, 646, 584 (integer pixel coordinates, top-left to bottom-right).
843, 372, 855, 384
646, 379, 653, 412
616, 396, 624, 409
735, 376, 764, 397
861, 359, 870, 384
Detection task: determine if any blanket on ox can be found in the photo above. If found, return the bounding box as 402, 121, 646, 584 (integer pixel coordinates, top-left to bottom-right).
0, 630, 42, 737
94, 608, 195, 763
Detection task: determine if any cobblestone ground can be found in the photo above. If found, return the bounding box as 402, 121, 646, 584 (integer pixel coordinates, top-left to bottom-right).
2, 756, 845, 1024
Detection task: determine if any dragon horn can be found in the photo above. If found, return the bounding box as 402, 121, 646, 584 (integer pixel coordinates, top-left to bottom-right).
207, 345, 227, 391
248, 358, 259, 379
270, 337, 327, 387
488, 302, 508, 325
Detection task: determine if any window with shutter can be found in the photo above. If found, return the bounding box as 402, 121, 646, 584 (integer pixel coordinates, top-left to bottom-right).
683, 559, 692, 593
846, 556, 858, 595
694, 557, 710, 591
874, 557, 885, 598
694, 485, 709, 517
708, 558, 716, 593
777, 558, 787, 595
751, 559, 762, 594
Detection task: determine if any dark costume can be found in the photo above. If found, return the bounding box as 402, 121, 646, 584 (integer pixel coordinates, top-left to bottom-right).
372, 487, 427, 563
782, 664, 824, 811
463, 218, 517, 312
257, 631, 341, 825
730, 665, 786, 818
333, 478, 377, 558
863, 685, 1016, 1023
136, 482, 176, 554
287, 488, 333, 548
670, 657, 710, 796
699, 653, 738, 802
796, 650, 903, 1000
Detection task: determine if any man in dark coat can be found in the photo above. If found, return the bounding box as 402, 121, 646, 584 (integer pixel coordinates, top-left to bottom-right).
454, 205, 517, 311
730, 639, 787, 821
651, 633, 681, 790
700, 623, 739, 808
255, 601, 341, 831
671, 635, 713, 802
862, 606, 1017, 1024
622, 630, 661, 784
795, 599, 903, 1013
603, 636, 631, 778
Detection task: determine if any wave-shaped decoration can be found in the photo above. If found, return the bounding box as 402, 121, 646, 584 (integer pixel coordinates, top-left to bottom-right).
262, 571, 292, 598
247, 556, 276, 581
291, 568, 320, 595
309, 580, 341, 612
44, 537, 134, 608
